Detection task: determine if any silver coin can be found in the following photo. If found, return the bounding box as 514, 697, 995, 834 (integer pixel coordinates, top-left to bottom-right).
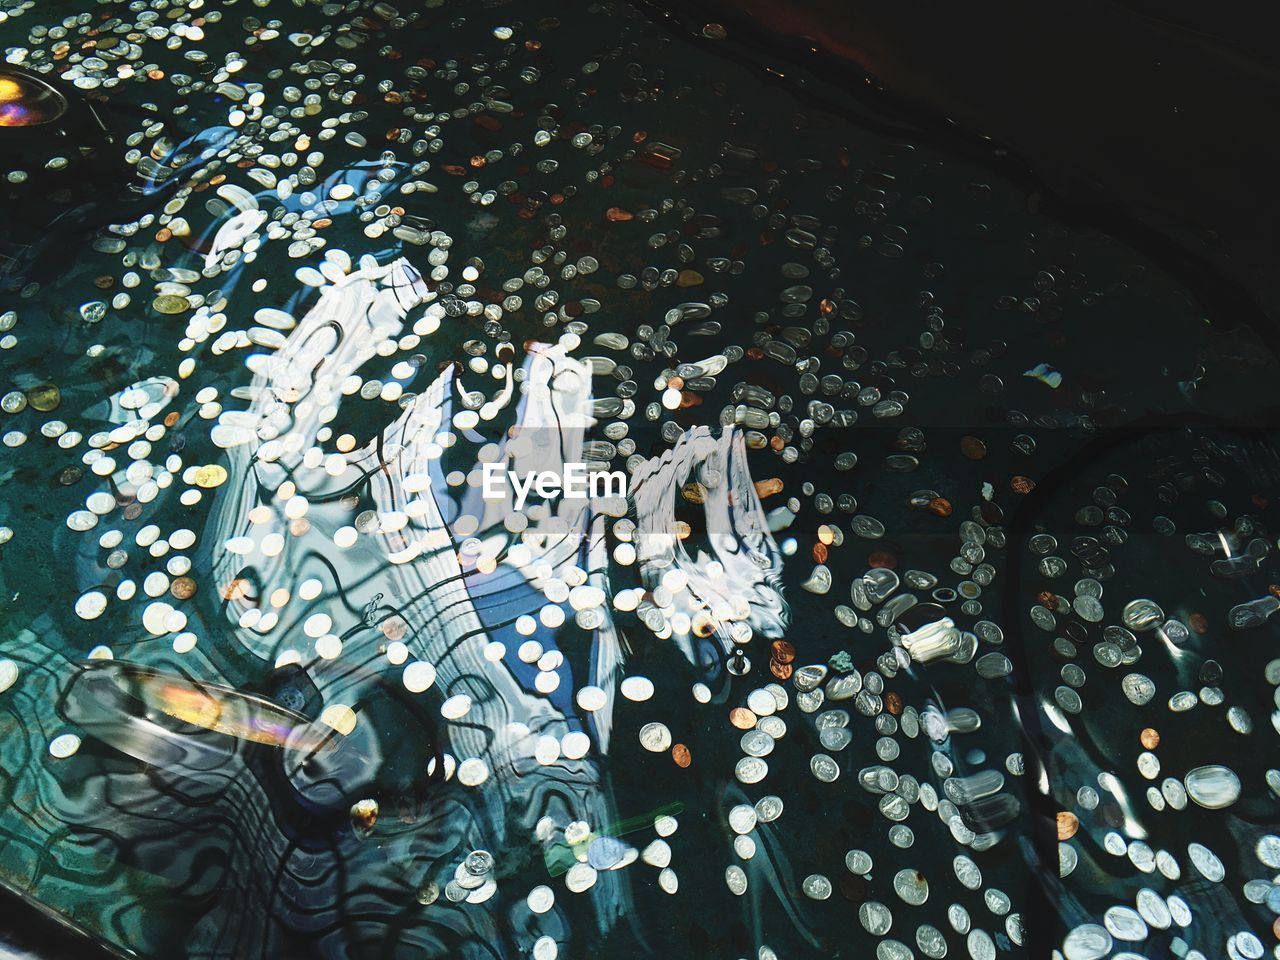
802, 874, 832, 900
754, 795, 784, 822
735, 756, 768, 784
810, 753, 840, 783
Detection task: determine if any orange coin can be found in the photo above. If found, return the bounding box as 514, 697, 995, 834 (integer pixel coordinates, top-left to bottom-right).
1139, 728, 1160, 750
885, 691, 902, 715
769, 660, 794, 681
1012, 475, 1036, 494
671, 744, 691, 768
170, 576, 197, 600
754, 477, 783, 498
1056, 811, 1079, 840
729, 707, 757, 730
221, 578, 248, 601
770, 640, 796, 665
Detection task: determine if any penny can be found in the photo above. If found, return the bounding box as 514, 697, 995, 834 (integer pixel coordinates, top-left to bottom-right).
729, 707, 757, 730
770, 640, 796, 664
170, 577, 197, 600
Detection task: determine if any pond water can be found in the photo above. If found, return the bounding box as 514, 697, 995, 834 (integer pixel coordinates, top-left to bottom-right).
0, 1, 1278, 959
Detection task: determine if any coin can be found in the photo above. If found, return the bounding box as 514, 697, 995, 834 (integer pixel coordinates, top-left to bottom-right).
153, 294, 191, 314
193, 464, 228, 488
26, 384, 60, 412
170, 576, 197, 600
811, 753, 840, 782
770, 640, 796, 664
639, 722, 672, 752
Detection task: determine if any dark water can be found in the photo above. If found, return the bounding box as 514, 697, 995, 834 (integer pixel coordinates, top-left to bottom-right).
0, 1, 1278, 959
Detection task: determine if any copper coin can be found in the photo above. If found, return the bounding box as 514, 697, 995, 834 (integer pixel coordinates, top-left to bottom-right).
123, 502, 143, 521
1056, 810, 1079, 840
769, 660, 794, 681
960, 436, 987, 460
671, 743, 691, 768
1139, 727, 1160, 750
1188, 612, 1209, 634
170, 577, 197, 600
812, 542, 828, 563
754, 477, 783, 498
729, 708, 757, 730
839, 874, 866, 903
1011, 475, 1036, 494
381, 616, 408, 641
770, 640, 796, 665
1037, 591, 1058, 608
885, 691, 902, 715
222, 578, 248, 601
926, 497, 952, 517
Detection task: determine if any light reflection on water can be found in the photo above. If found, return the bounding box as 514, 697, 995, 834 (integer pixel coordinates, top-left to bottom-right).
0, 1, 1278, 959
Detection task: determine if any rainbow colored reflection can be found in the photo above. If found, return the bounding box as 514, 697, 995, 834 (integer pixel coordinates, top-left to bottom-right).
0, 72, 66, 127
112, 664, 337, 753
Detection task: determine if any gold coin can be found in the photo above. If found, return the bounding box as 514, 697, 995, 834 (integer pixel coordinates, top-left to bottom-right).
26, 384, 61, 412
1056, 811, 1079, 840
192, 464, 227, 488
153, 294, 191, 315
680, 482, 707, 505
1139, 727, 1160, 750
729, 707, 757, 730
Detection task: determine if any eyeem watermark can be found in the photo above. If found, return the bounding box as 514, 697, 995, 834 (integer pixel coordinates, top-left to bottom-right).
482, 462, 627, 510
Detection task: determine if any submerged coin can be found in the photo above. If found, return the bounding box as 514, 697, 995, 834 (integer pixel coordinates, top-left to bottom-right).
27, 384, 60, 412
192, 464, 228, 488
811, 753, 840, 783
